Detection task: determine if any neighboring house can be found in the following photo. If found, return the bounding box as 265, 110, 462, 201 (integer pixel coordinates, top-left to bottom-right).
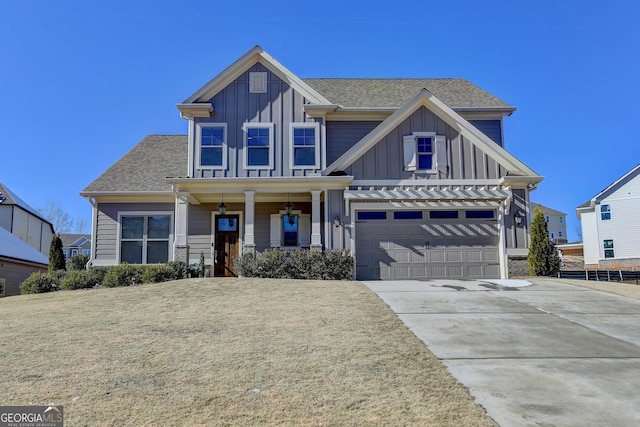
0, 182, 54, 256
59, 233, 91, 258
530, 202, 568, 243
81, 45, 542, 280
577, 164, 640, 270
0, 217, 48, 296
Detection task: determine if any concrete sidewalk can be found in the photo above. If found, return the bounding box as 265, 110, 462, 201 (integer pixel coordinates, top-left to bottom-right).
363, 279, 640, 426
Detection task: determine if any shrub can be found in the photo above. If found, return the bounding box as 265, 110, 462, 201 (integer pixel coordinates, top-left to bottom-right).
287, 250, 324, 280
234, 252, 257, 277
60, 269, 101, 290
48, 235, 66, 273
67, 254, 90, 271
102, 263, 145, 287
20, 272, 61, 294
528, 206, 561, 276
256, 249, 288, 278
141, 264, 176, 284
323, 249, 355, 280
167, 261, 192, 280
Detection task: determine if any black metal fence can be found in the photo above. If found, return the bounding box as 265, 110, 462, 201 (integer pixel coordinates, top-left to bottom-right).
559, 270, 640, 284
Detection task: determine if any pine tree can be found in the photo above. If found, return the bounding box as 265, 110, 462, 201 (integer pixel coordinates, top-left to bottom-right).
528, 206, 561, 276
48, 234, 66, 273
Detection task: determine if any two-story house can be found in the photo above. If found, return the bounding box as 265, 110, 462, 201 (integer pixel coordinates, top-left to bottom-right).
530, 203, 568, 244
577, 164, 640, 270
81, 46, 542, 280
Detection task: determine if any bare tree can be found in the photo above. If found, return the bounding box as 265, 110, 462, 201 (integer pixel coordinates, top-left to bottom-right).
37, 200, 73, 234
575, 225, 583, 241
74, 217, 90, 234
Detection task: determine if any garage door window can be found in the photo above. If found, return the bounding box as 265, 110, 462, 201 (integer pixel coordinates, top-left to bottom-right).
465, 210, 495, 219
430, 211, 459, 219
394, 211, 423, 220
357, 211, 387, 220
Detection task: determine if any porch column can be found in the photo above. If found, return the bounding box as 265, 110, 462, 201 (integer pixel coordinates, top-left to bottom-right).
244, 190, 256, 253
498, 204, 508, 279
174, 193, 190, 263
311, 190, 322, 251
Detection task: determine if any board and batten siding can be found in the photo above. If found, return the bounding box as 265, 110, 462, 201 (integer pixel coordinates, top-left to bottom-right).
344, 106, 507, 180
194, 63, 323, 179
326, 121, 382, 166
94, 203, 174, 263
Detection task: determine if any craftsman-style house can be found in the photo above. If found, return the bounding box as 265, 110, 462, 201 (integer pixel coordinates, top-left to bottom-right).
81, 46, 541, 280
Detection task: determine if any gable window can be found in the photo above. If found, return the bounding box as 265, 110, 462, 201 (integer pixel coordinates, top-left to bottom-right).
120, 214, 172, 264
403, 132, 447, 173
270, 211, 310, 248
244, 123, 274, 169
603, 239, 614, 258
290, 123, 320, 169
600, 204, 611, 220
197, 123, 227, 169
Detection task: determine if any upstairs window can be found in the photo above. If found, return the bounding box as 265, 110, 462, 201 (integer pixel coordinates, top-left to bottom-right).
290, 123, 320, 169
603, 239, 614, 258
244, 123, 274, 169
403, 132, 447, 173
197, 123, 227, 169
600, 204, 611, 220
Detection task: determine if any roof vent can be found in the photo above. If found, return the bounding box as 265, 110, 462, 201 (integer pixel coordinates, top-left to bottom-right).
249, 72, 267, 93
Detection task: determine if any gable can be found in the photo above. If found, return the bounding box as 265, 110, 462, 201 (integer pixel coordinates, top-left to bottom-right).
325, 89, 539, 181
577, 164, 640, 215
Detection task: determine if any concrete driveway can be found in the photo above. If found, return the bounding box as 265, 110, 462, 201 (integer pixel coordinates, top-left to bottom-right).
363, 278, 640, 426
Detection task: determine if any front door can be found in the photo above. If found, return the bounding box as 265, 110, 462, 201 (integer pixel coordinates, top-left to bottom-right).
214, 215, 239, 277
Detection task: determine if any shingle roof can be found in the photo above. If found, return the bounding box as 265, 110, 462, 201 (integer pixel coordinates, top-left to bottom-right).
0, 227, 48, 265
302, 78, 515, 111
0, 182, 43, 219
82, 135, 187, 193
59, 233, 91, 247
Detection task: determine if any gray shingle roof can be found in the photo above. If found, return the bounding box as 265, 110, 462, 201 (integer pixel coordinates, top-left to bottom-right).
0, 182, 43, 219
82, 135, 187, 193
302, 78, 515, 111
0, 226, 48, 265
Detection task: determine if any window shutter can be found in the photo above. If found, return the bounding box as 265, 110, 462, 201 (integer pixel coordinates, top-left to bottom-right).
435, 135, 447, 173
299, 214, 311, 247
270, 214, 281, 247
403, 135, 417, 172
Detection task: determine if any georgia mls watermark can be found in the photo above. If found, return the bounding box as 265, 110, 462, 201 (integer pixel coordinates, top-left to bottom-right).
0, 406, 63, 427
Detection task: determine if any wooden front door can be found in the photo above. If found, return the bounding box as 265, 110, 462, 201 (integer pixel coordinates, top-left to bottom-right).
214, 215, 239, 277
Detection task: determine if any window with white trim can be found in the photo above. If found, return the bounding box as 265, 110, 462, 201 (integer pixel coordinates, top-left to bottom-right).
600, 204, 611, 220
120, 214, 172, 264
71, 249, 78, 256
197, 123, 227, 169
244, 123, 274, 169
290, 123, 320, 168
63, 249, 68, 258
603, 239, 614, 258
270, 211, 310, 248
82, 249, 91, 255
403, 132, 447, 173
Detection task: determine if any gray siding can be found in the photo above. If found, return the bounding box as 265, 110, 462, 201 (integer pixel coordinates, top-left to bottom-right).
469, 120, 503, 146
345, 106, 507, 180
95, 203, 174, 263
326, 121, 381, 166
195, 63, 324, 178
505, 189, 528, 249
0, 259, 47, 296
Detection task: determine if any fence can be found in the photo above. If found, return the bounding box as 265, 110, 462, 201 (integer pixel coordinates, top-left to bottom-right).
559, 270, 640, 284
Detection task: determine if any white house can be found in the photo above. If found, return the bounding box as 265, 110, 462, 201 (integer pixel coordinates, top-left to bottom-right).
530, 203, 567, 243
577, 164, 640, 270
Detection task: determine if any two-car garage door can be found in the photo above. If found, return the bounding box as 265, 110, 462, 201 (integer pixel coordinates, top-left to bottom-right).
355, 209, 500, 280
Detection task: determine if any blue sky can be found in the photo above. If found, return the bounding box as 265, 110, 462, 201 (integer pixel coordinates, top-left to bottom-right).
1, 1, 638, 241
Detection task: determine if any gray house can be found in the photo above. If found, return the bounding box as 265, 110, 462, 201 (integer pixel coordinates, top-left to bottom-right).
81, 46, 542, 280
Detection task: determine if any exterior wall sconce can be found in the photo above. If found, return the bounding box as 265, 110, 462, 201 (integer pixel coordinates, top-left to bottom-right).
218, 194, 227, 215
514, 210, 525, 226
333, 216, 341, 228
284, 193, 292, 215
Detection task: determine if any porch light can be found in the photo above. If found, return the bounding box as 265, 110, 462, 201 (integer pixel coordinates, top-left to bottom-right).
218, 194, 227, 215
514, 210, 525, 226
284, 193, 292, 215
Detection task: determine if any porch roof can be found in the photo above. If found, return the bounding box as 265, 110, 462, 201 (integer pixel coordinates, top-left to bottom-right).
167, 176, 354, 194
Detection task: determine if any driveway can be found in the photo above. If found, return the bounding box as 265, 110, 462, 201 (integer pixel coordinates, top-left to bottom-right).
363, 278, 640, 426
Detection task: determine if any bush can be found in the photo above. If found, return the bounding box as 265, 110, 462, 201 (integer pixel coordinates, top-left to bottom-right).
48, 235, 66, 273
323, 249, 355, 280
287, 250, 324, 280
167, 261, 193, 280
20, 272, 62, 294
234, 252, 257, 277
102, 263, 145, 287
528, 206, 561, 276
256, 249, 288, 278
60, 269, 101, 290
141, 264, 176, 284
67, 254, 90, 271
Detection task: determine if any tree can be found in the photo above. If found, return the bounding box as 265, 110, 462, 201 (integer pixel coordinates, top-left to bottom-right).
528, 206, 561, 276
38, 200, 73, 233
48, 234, 66, 273
74, 217, 89, 234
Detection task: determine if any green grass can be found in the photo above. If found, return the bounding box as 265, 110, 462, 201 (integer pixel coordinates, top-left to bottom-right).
0, 278, 495, 426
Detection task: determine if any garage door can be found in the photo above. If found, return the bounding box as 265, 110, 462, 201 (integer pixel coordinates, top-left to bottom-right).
355, 209, 500, 280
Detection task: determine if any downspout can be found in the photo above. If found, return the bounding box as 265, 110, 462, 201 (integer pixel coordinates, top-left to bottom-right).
86, 196, 98, 269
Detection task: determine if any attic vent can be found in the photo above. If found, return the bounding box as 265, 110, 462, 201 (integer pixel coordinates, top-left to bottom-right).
249, 72, 267, 93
